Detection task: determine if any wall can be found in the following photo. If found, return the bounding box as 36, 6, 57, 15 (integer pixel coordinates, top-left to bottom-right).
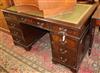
0, 0, 10, 31
0, 10, 9, 30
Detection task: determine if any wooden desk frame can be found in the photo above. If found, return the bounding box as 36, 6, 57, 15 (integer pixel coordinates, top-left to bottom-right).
2, 3, 97, 73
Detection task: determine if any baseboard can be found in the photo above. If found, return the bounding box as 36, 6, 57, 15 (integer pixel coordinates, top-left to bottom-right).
0, 27, 10, 35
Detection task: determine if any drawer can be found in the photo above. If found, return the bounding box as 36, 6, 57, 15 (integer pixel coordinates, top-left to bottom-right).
19, 16, 49, 30
13, 36, 25, 45
18, 16, 37, 24
51, 33, 78, 49
59, 54, 77, 67
9, 28, 24, 40
7, 21, 20, 28
52, 42, 77, 67
12, 35, 34, 48
50, 24, 81, 37
35, 20, 49, 30
3, 12, 18, 20
52, 41, 77, 58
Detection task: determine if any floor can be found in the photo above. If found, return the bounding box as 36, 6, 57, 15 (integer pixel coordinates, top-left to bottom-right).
0, 30, 100, 73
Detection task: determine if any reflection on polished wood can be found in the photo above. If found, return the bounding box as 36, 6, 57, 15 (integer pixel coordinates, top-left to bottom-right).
0, 10, 8, 30
13, 0, 76, 17
15, 5, 43, 16
77, 0, 95, 4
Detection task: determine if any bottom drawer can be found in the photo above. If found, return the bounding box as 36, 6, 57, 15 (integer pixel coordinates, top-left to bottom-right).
12, 36, 32, 50
52, 54, 77, 68
52, 48, 77, 67
12, 36, 25, 45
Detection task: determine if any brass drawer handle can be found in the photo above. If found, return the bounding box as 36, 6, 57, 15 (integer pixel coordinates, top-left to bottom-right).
62, 59, 67, 63
60, 48, 67, 54
9, 23, 16, 27
60, 57, 63, 60
60, 57, 67, 63
37, 22, 41, 25
60, 48, 63, 52
21, 17, 24, 21
40, 23, 45, 27
59, 27, 63, 31
36, 22, 45, 28
59, 38, 67, 45
59, 29, 67, 43
15, 38, 21, 43
13, 31, 18, 35
61, 50, 68, 54
41, 23, 44, 26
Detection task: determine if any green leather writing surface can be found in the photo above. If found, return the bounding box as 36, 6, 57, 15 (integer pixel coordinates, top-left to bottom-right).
50, 4, 93, 24
7, 4, 93, 24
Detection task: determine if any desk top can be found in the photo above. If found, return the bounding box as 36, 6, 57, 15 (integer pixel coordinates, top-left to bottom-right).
50, 4, 93, 24
92, 5, 100, 20
6, 3, 97, 27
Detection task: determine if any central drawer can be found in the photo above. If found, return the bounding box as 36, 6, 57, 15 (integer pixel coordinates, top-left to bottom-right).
19, 16, 50, 30
4, 11, 50, 31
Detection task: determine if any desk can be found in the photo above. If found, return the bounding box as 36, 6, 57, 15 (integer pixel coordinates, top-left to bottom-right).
2, 3, 97, 73
92, 5, 100, 32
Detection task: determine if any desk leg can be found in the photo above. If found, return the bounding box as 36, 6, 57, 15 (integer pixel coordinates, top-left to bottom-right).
88, 19, 95, 56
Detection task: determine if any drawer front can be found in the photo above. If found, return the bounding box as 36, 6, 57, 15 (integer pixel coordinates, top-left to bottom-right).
19, 16, 50, 30
50, 24, 81, 37
4, 12, 50, 30
52, 42, 77, 67
6, 20, 21, 28
35, 21, 50, 30
3, 12, 18, 20
12, 36, 25, 45
9, 28, 25, 41
51, 33, 78, 49
50, 33, 77, 67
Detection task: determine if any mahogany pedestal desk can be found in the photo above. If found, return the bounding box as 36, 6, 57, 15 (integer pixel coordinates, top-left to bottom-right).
2, 3, 97, 73
92, 5, 100, 32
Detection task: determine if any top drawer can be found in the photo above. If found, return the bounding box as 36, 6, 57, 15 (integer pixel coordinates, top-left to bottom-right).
50, 24, 81, 38
3, 12, 18, 21
6, 19, 21, 29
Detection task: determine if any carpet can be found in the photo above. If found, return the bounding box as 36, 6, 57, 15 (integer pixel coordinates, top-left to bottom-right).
0, 30, 100, 73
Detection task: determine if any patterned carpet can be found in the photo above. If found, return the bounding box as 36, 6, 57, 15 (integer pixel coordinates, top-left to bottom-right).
0, 30, 100, 73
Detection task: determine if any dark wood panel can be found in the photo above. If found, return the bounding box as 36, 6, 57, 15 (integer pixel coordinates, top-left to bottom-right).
77, 0, 95, 4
